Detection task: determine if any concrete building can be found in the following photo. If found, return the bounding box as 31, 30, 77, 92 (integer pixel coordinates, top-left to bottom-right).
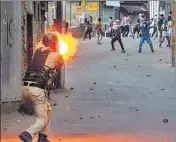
1, 1, 22, 112
149, 1, 159, 19
1, 1, 48, 112
21, 1, 48, 79
149, 1, 172, 19
47, 1, 57, 26
65, 1, 99, 28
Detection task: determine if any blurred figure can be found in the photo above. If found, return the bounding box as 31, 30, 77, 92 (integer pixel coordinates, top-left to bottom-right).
168, 11, 172, 22
96, 18, 103, 45
121, 15, 129, 37
151, 15, 158, 37
138, 22, 154, 53
158, 14, 164, 41
52, 19, 61, 33
159, 16, 171, 48
111, 20, 125, 53
62, 20, 69, 33
133, 22, 140, 38
108, 17, 113, 38
140, 14, 145, 26
83, 16, 93, 40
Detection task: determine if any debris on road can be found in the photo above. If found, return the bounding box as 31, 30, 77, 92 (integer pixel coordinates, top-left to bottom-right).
163, 119, 168, 123
16, 120, 20, 123
161, 89, 165, 91
146, 75, 152, 77
90, 117, 93, 119
53, 103, 57, 106
114, 66, 117, 68
110, 89, 113, 91
79, 117, 83, 120
90, 88, 93, 91
70, 87, 74, 90
93, 82, 96, 85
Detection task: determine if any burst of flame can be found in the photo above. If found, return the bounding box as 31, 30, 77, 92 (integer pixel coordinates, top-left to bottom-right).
34, 25, 79, 65
54, 32, 78, 64
58, 39, 68, 55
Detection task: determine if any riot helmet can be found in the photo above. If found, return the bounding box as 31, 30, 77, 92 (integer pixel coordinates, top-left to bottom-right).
42, 32, 59, 52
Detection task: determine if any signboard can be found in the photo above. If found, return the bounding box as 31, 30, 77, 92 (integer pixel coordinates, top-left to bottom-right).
106, 1, 120, 7
76, 7, 82, 14
88, 2, 98, 11
81, 0, 86, 9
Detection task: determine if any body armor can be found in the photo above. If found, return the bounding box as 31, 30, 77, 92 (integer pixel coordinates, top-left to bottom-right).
23, 47, 58, 97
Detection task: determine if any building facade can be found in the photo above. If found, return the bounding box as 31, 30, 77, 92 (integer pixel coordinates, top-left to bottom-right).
21, 1, 48, 78
65, 1, 100, 28
1, 1, 48, 112
1, 1, 22, 112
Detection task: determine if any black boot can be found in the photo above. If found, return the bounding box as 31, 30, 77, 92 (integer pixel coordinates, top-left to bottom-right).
111, 41, 115, 51
121, 50, 125, 53
19, 131, 32, 142
38, 134, 50, 142
151, 48, 154, 52
138, 49, 141, 53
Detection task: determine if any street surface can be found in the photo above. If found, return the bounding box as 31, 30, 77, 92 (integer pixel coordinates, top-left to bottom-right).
1, 37, 176, 142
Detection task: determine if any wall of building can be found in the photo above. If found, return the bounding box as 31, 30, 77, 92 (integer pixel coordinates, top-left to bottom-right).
47, 2, 56, 26
21, 1, 47, 79
1, 1, 22, 111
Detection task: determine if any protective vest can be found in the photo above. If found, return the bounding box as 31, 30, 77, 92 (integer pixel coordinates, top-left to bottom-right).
23, 47, 55, 87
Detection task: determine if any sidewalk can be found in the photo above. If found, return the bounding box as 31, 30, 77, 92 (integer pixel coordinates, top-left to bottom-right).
1, 37, 176, 142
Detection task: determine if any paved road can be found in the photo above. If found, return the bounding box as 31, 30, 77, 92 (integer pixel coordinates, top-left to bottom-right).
1, 37, 176, 142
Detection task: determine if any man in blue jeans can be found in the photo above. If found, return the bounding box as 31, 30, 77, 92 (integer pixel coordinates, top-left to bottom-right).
138, 22, 154, 53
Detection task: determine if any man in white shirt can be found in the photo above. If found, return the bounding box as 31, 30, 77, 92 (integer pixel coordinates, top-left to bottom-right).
108, 17, 113, 38
121, 15, 129, 37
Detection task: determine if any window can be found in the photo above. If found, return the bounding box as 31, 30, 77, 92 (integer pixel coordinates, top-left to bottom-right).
52, 14, 55, 20
52, 8, 55, 14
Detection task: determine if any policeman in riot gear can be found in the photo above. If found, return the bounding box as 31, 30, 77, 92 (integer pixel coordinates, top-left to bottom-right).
19, 32, 64, 142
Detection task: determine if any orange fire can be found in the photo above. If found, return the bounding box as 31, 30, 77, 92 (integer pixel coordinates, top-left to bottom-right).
34, 25, 79, 65
55, 32, 78, 64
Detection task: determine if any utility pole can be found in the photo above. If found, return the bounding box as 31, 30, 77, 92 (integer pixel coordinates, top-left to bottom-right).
56, 1, 62, 23
56, 1, 66, 89
172, 0, 176, 67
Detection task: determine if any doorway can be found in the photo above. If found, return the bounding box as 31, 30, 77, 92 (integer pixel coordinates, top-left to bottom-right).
27, 13, 33, 67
